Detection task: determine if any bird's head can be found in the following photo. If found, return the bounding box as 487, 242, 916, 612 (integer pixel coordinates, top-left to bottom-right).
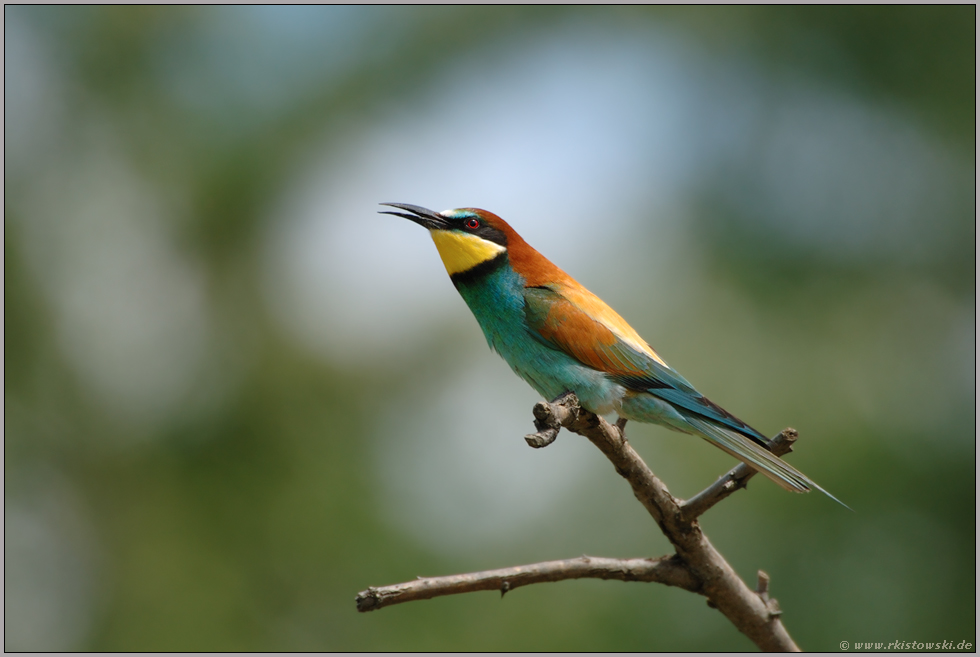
380, 203, 514, 278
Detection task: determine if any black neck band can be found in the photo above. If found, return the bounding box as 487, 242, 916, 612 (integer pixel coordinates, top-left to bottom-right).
450, 251, 508, 287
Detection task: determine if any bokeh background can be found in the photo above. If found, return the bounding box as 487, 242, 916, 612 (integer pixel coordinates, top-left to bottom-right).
4, 6, 975, 651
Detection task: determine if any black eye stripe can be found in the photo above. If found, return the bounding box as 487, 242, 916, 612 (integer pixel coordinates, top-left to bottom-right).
453, 215, 507, 246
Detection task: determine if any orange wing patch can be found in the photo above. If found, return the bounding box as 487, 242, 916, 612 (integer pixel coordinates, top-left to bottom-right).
477, 208, 668, 369
524, 288, 651, 377
554, 282, 669, 368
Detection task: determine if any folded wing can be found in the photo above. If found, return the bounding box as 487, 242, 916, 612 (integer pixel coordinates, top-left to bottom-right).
522, 285, 768, 445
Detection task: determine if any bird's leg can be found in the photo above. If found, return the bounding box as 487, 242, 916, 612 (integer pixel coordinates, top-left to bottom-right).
615, 416, 628, 439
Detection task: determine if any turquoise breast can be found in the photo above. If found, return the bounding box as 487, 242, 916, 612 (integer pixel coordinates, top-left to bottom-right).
451, 256, 624, 415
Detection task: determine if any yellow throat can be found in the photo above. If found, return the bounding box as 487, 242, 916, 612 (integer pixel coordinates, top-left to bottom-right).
430, 230, 506, 276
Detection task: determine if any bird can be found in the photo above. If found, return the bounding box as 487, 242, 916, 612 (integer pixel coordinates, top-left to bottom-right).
381, 202, 844, 506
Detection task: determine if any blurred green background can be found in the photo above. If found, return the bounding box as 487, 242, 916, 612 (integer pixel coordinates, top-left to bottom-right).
4, 6, 975, 651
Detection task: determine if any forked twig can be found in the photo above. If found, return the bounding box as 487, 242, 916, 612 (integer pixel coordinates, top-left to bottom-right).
357, 394, 804, 651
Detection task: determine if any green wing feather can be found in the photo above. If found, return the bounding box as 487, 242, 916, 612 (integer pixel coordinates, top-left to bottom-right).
522, 285, 848, 507
522, 286, 767, 444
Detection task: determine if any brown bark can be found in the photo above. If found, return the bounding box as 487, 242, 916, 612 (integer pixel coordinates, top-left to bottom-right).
357, 394, 806, 652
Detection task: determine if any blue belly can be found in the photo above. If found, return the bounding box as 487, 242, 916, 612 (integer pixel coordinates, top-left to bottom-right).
453, 263, 624, 415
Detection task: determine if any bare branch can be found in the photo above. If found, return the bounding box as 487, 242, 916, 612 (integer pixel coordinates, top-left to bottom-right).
524, 398, 563, 447
356, 555, 696, 612
535, 394, 801, 652
680, 429, 798, 521
358, 394, 806, 651
527, 396, 679, 527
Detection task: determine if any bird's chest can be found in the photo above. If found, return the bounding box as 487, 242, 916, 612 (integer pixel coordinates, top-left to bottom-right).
452, 266, 623, 414
453, 265, 528, 352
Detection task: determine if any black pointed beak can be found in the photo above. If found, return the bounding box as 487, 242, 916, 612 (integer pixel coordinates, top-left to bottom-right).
379, 203, 451, 230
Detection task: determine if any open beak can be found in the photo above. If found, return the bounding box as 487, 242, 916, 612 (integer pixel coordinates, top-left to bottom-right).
379, 203, 450, 230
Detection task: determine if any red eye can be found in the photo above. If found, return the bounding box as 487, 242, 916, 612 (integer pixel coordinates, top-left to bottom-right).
466, 217, 480, 230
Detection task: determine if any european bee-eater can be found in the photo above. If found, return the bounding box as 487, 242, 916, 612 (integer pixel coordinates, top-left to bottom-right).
382, 202, 842, 505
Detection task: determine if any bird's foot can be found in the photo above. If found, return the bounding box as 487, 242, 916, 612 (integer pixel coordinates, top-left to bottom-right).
615, 416, 628, 439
